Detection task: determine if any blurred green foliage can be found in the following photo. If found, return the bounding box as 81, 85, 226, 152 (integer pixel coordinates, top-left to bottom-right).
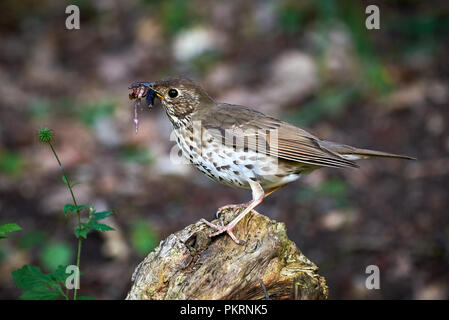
143, 0, 193, 35
19, 231, 48, 249
319, 179, 348, 197
28, 100, 51, 120
0, 223, 21, 239
121, 146, 153, 165
0, 150, 23, 176
297, 178, 351, 208
387, 14, 448, 58
40, 242, 73, 272
78, 100, 116, 127
160, 0, 191, 35
28, 98, 116, 128
191, 50, 222, 75
338, 2, 394, 94
278, 1, 306, 34
278, 0, 396, 94
130, 221, 158, 257
286, 86, 359, 126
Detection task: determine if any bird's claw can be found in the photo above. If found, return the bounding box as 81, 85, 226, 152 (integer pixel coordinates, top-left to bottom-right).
200, 218, 246, 245
215, 204, 241, 219
215, 203, 262, 219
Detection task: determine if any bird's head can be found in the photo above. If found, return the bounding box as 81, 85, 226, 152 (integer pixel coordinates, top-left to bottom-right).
129, 76, 213, 122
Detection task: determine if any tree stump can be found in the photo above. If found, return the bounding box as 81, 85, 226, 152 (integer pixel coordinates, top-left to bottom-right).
126, 209, 328, 300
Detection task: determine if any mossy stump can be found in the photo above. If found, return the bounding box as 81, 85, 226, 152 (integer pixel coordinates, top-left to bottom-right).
126, 209, 328, 300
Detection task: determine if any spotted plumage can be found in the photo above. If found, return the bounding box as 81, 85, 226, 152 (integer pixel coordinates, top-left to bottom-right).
129, 76, 414, 244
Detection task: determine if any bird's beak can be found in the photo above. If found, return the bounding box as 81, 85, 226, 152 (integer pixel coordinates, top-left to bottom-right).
129, 81, 152, 89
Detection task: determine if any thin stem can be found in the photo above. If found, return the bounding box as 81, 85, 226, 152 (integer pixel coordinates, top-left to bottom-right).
49, 143, 78, 208
49, 142, 83, 300
75, 233, 82, 300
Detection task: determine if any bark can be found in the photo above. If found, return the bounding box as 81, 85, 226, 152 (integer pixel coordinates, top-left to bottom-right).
126, 209, 328, 300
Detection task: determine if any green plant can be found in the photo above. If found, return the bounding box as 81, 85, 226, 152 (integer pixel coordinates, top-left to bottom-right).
12, 265, 70, 300
0, 223, 21, 239
11, 128, 115, 300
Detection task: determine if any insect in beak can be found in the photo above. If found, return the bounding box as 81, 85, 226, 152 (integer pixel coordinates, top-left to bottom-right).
129, 82, 165, 106
129, 82, 165, 134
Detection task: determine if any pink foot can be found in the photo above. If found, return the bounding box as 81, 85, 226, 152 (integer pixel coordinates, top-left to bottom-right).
200, 218, 245, 245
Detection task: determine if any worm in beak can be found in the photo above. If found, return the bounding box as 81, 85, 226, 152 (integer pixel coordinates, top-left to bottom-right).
128, 82, 163, 133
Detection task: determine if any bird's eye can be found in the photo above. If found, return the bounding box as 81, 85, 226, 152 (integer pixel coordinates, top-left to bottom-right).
168, 89, 178, 98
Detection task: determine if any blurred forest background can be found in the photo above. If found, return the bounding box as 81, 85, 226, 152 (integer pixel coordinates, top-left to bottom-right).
0, 0, 448, 299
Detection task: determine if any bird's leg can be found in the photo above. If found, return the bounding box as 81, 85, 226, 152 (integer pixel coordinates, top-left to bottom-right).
215, 202, 259, 218
264, 184, 286, 197
201, 181, 265, 244
215, 184, 286, 218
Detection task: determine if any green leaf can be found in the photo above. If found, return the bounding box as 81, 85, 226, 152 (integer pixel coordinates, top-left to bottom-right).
63, 204, 76, 216
75, 227, 88, 239
91, 223, 115, 232
93, 210, 114, 220
62, 176, 69, 186
40, 243, 73, 272
19, 285, 62, 300
12, 265, 51, 289
71, 182, 83, 188
63, 204, 88, 216
0, 223, 21, 239
77, 205, 88, 212
50, 265, 71, 283
12, 265, 66, 300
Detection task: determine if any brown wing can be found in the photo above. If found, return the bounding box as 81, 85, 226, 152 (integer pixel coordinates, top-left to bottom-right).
197, 103, 357, 169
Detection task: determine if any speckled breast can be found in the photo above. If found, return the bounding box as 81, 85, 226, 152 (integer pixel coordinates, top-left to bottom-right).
173, 126, 302, 190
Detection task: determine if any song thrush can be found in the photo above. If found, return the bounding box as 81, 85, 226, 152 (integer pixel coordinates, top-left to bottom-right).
129, 76, 414, 244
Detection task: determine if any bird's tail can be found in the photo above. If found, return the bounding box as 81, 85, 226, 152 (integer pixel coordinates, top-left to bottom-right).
319, 140, 416, 161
